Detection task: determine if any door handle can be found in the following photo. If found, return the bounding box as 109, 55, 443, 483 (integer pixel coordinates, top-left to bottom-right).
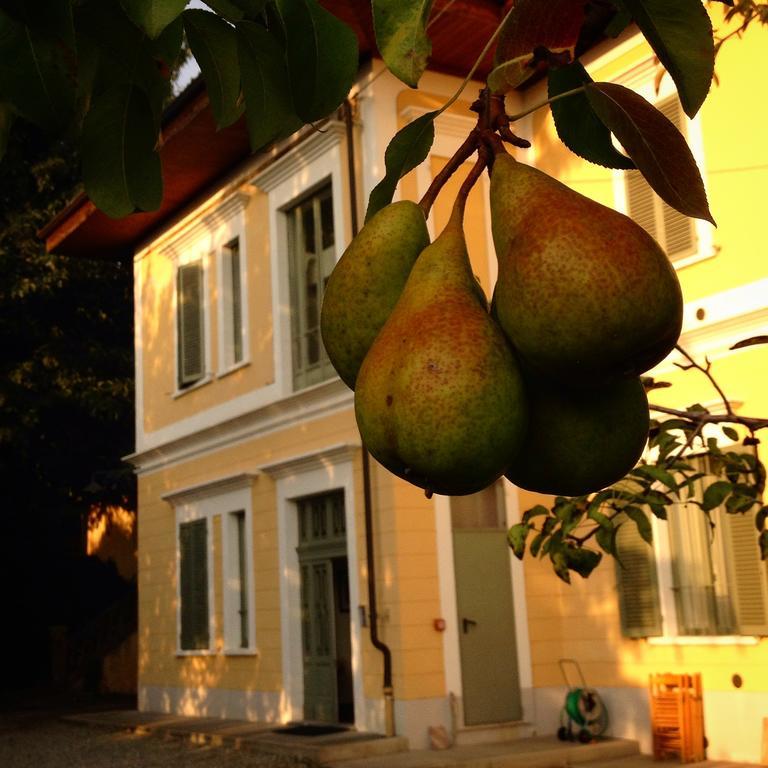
462, 618, 477, 634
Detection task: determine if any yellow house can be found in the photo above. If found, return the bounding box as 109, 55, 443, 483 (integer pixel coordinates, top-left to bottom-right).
46, 4, 767, 762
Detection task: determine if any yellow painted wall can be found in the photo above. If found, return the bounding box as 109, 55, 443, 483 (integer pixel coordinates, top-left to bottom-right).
515, 5, 768, 701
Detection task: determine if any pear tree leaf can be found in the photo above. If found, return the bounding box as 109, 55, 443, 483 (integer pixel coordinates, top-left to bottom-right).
236, 21, 301, 151
204, 0, 268, 21
492, 0, 587, 90
365, 110, 436, 222
507, 523, 530, 559
81, 83, 162, 218
617, 0, 714, 118
183, 9, 243, 129
596, 524, 620, 557
0, 101, 14, 161
760, 530, 768, 561
635, 464, 678, 491
522, 504, 551, 523
152, 13, 184, 67
730, 335, 768, 350
0, 9, 76, 131
585, 82, 715, 224
120, 0, 187, 39
756, 506, 768, 533
372, 0, 433, 88
722, 426, 739, 442
624, 506, 653, 544
701, 480, 732, 512
277, 0, 358, 123
548, 61, 635, 170
564, 546, 602, 579
604, 3, 633, 37
0, 0, 75, 47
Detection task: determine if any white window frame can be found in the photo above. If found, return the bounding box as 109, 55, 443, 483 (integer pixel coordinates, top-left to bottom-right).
252, 122, 349, 398
608, 56, 717, 271
166, 474, 257, 656
216, 212, 250, 376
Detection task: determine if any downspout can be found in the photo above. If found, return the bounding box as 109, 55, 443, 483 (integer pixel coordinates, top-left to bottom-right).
342, 97, 395, 738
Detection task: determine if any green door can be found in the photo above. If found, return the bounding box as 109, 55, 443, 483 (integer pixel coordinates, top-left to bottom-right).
297, 491, 353, 723
452, 484, 522, 725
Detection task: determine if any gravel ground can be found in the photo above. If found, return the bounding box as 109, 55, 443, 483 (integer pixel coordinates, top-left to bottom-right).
0, 711, 319, 768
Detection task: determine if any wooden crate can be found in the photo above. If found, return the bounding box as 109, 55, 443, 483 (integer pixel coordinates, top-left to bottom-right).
649, 673, 705, 762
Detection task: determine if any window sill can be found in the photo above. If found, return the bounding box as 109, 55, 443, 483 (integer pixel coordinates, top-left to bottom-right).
175, 649, 216, 656
173, 374, 213, 399
217, 359, 250, 380
648, 635, 760, 646
222, 647, 259, 657
672, 244, 720, 271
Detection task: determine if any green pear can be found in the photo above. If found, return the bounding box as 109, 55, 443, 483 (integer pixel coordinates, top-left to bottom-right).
354, 205, 527, 496
321, 200, 429, 389
505, 375, 649, 496
490, 154, 683, 380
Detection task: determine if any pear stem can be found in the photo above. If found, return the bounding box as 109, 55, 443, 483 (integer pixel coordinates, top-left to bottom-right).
506, 85, 586, 122
418, 131, 479, 217
453, 149, 488, 221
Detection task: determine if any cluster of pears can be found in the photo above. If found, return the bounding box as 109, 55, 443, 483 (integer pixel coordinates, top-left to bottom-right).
321, 150, 683, 497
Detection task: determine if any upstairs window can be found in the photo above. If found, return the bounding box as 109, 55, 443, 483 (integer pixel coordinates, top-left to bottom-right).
220, 236, 246, 370
287, 184, 337, 390
177, 260, 206, 388
624, 95, 698, 263
616, 459, 768, 639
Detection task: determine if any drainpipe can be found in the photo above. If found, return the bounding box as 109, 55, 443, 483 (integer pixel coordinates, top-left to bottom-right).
342, 97, 395, 737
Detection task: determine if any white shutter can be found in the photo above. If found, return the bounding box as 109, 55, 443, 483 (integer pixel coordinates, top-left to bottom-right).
623, 96, 697, 261
720, 509, 768, 635
177, 261, 205, 386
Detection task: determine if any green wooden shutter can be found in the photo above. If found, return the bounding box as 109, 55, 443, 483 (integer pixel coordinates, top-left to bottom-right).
223, 238, 243, 366
179, 519, 210, 650
720, 509, 768, 635
177, 261, 205, 386
624, 96, 697, 261
615, 512, 663, 637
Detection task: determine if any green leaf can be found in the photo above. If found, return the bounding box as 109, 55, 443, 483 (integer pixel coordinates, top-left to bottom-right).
604, 3, 633, 37
487, 54, 539, 94
701, 480, 732, 511
204, 0, 268, 22
625, 505, 653, 544
587, 506, 612, 530
636, 464, 678, 491
0, 101, 13, 161
585, 82, 714, 223
529, 531, 545, 558
548, 61, 635, 170
0, 0, 75, 48
120, 0, 186, 38
564, 546, 602, 579
183, 9, 243, 129
236, 21, 301, 151
759, 530, 768, 560
0, 10, 76, 131
81, 83, 162, 218
618, 0, 713, 118
731, 335, 768, 350
722, 426, 739, 442
152, 13, 184, 66
726, 494, 757, 514
756, 507, 768, 532
596, 524, 620, 556
372, 0, 433, 88
277, 0, 358, 123
522, 504, 550, 523
507, 523, 530, 559
365, 111, 436, 221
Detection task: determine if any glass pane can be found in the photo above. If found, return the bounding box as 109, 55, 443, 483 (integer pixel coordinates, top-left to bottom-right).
302, 204, 316, 254
320, 192, 334, 250
451, 484, 503, 529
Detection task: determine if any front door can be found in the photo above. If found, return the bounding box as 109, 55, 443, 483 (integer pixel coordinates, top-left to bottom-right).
297, 491, 354, 723
452, 483, 522, 725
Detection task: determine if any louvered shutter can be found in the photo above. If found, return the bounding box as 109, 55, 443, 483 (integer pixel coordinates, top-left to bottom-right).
179, 519, 210, 650
624, 96, 697, 261
720, 510, 768, 635
615, 512, 663, 637
177, 262, 205, 386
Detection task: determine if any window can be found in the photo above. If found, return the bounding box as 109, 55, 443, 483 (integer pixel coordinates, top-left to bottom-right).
177, 260, 206, 388
220, 237, 246, 370
179, 518, 210, 651
223, 509, 252, 651
616, 460, 768, 638
624, 95, 698, 263
287, 184, 337, 389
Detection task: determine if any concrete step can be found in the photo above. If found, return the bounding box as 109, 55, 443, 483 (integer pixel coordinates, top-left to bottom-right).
454, 721, 535, 746
323, 736, 640, 768
242, 731, 410, 763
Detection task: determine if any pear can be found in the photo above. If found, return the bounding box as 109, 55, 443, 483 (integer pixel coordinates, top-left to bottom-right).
321, 200, 429, 389
490, 154, 683, 381
354, 203, 527, 496
505, 374, 649, 496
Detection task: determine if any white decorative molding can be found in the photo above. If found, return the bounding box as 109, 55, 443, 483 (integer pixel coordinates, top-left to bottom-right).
161, 190, 253, 261
259, 443, 361, 479
161, 472, 258, 505
252, 121, 347, 193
